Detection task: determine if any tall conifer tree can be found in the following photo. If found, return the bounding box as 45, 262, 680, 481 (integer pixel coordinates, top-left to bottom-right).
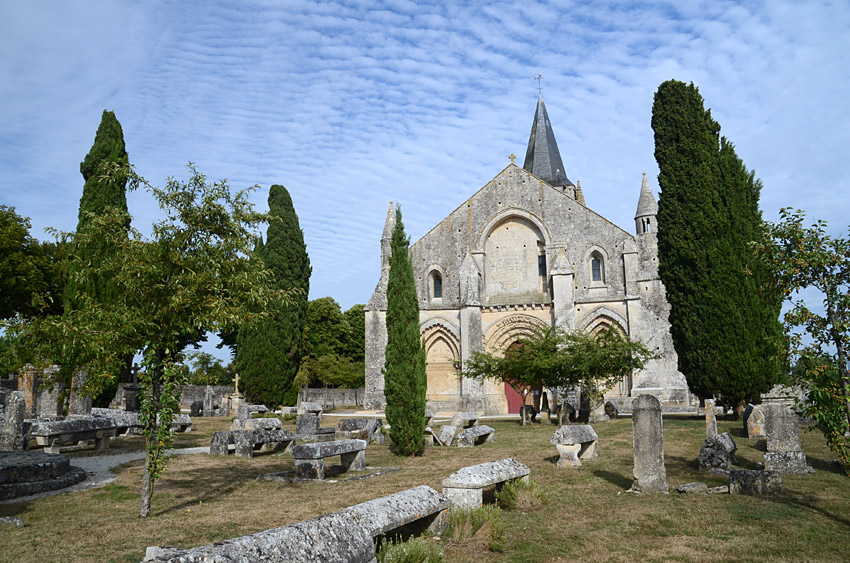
66, 110, 129, 309
383, 206, 427, 456
237, 184, 310, 407
652, 80, 783, 406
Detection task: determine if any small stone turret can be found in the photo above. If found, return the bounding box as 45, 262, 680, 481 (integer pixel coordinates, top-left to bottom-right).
635, 173, 658, 235
380, 202, 396, 271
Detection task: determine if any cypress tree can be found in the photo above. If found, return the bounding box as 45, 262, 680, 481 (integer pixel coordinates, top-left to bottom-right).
383, 206, 427, 456
652, 80, 782, 406
237, 185, 310, 408
66, 110, 129, 309
65, 110, 130, 406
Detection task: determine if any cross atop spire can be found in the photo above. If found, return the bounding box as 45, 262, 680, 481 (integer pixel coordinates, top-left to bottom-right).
522, 95, 574, 188
535, 72, 543, 95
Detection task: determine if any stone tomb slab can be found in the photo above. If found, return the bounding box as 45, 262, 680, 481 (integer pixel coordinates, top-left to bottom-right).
550, 424, 598, 467
29, 417, 117, 454
743, 404, 766, 439
291, 439, 367, 480
441, 458, 529, 510
456, 425, 495, 447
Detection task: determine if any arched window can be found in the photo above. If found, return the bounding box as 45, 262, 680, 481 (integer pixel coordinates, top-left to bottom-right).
591, 253, 604, 283
431, 271, 442, 299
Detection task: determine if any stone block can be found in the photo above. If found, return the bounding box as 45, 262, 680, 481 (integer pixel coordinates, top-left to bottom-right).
729, 470, 782, 495
764, 402, 802, 452
630, 394, 668, 493
231, 417, 281, 432
451, 412, 478, 428
456, 425, 494, 447
438, 424, 458, 446
209, 431, 233, 455
676, 482, 708, 494
296, 413, 320, 435
342, 485, 450, 538
764, 451, 812, 475
698, 432, 737, 472
189, 400, 204, 417
297, 401, 323, 416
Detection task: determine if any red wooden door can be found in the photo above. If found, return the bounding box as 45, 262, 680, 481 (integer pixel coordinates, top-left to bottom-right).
504, 382, 523, 414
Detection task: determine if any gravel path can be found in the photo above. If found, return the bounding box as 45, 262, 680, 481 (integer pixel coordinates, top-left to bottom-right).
0, 446, 209, 504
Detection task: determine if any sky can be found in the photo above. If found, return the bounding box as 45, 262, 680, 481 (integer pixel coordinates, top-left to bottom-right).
2, 1, 848, 362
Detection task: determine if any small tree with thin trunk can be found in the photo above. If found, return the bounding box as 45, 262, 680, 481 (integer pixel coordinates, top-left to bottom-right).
465, 327, 655, 423
757, 208, 850, 472
4, 164, 283, 516
383, 206, 427, 456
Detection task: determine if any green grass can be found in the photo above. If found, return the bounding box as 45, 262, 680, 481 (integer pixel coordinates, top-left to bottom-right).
1, 415, 849, 562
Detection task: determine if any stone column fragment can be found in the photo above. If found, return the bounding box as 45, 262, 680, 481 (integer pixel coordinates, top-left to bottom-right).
630, 394, 668, 493
705, 398, 717, 439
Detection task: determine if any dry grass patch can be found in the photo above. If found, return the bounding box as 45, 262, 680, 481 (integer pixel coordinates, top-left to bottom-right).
1, 415, 849, 562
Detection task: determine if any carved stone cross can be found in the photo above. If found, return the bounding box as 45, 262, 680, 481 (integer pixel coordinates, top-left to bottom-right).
233, 373, 240, 394
510, 153, 516, 165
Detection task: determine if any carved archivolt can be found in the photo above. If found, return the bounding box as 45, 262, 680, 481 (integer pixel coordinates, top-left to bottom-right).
577, 306, 628, 336
484, 314, 551, 353
421, 320, 461, 361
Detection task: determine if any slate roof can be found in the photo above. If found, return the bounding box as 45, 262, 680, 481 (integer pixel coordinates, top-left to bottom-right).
523, 95, 574, 188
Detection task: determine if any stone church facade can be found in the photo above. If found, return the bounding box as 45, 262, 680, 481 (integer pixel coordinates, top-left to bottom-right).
365, 96, 691, 415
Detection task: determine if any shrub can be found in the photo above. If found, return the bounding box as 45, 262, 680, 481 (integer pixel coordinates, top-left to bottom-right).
377, 536, 442, 563
495, 478, 549, 511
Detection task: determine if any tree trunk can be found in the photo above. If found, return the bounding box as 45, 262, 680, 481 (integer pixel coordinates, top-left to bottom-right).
139, 459, 153, 518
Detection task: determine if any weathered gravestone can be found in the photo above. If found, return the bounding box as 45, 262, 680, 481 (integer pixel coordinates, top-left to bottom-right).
742, 403, 766, 439
0, 391, 26, 451
629, 394, 668, 493
761, 386, 811, 474
704, 398, 717, 439
68, 369, 92, 416
189, 400, 204, 417
698, 432, 737, 472
296, 413, 321, 436
17, 364, 39, 419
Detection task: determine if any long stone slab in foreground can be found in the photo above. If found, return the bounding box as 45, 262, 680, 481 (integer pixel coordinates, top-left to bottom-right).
145, 485, 449, 563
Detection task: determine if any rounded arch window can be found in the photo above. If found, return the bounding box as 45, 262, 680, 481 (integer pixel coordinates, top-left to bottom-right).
430, 270, 443, 300
590, 252, 604, 283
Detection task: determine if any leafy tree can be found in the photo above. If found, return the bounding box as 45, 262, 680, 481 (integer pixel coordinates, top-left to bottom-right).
301, 297, 348, 361
465, 327, 655, 423
3, 164, 283, 516
652, 80, 783, 407
297, 354, 365, 389
343, 304, 366, 362
757, 208, 850, 471
0, 206, 50, 319
186, 351, 234, 386
237, 184, 311, 408
383, 206, 427, 456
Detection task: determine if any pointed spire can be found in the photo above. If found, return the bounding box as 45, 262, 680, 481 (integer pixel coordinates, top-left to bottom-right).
635, 173, 658, 218
635, 173, 658, 235
523, 95, 574, 188
575, 180, 586, 206
381, 201, 396, 241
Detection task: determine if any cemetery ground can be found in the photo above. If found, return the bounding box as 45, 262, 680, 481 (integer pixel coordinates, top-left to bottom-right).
1, 415, 848, 562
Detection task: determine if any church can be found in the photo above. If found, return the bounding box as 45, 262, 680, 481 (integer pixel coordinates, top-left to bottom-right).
364, 96, 691, 415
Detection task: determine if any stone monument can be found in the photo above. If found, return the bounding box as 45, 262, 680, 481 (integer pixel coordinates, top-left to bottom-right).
704, 398, 717, 438
629, 394, 668, 493
762, 386, 811, 474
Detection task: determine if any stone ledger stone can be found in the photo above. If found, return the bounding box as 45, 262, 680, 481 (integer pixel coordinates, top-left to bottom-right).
630, 394, 668, 493
441, 458, 530, 510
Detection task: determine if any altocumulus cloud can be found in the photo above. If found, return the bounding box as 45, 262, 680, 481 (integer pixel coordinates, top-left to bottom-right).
1, 0, 847, 334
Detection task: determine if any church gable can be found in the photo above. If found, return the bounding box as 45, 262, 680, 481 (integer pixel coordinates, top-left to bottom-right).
411, 164, 637, 309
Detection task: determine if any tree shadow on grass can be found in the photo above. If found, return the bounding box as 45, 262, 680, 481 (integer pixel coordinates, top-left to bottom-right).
805, 455, 846, 475
591, 470, 632, 490
769, 490, 850, 528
